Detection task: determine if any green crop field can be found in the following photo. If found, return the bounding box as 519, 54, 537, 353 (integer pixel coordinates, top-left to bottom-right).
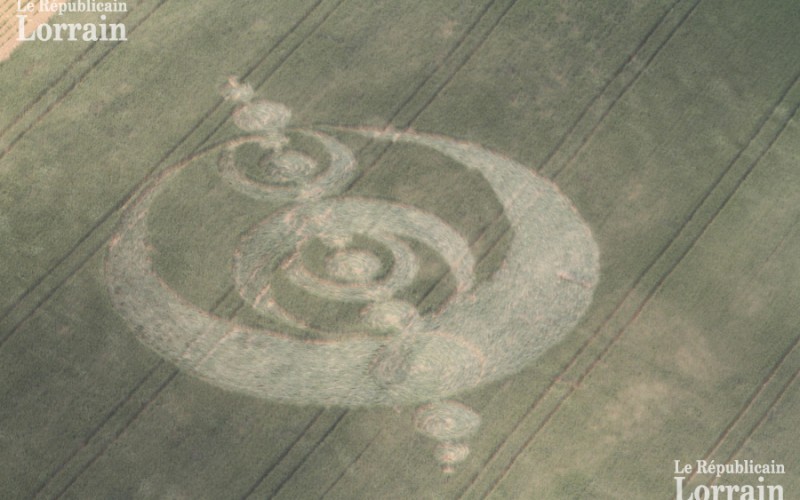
1, 0, 799, 498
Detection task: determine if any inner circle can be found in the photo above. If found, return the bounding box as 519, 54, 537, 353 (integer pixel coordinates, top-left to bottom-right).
234, 198, 474, 320
326, 249, 383, 283
262, 150, 317, 183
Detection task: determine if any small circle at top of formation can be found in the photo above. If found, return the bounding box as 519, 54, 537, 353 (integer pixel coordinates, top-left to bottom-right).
233, 100, 292, 132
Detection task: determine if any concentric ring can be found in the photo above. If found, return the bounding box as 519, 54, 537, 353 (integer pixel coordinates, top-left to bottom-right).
217, 130, 357, 202
105, 127, 599, 406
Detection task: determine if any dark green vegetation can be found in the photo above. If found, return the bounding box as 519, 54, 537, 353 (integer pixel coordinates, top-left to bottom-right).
1, 0, 799, 498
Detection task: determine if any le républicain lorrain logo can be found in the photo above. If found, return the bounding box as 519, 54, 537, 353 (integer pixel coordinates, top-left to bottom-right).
17, 0, 127, 42
674, 459, 786, 500
104, 77, 600, 472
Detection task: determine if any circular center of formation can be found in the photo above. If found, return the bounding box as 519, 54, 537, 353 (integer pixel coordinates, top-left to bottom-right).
233, 197, 474, 330
326, 249, 383, 283
262, 151, 317, 184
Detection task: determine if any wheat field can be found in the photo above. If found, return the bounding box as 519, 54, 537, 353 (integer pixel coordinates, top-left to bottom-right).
1, 0, 799, 498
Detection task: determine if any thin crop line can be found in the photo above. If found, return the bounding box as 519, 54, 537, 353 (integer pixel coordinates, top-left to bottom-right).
266, 410, 348, 499
549, 0, 704, 180
537, 0, 684, 172
238, 409, 326, 500
318, 429, 383, 499
50, 369, 181, 499
28, 360, 165, 498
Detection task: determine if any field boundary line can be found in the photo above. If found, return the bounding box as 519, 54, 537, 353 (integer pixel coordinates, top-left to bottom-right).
459, 65, 800, 500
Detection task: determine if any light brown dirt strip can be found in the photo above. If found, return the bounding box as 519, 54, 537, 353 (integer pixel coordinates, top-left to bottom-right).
0, 0, 19, 40
0, 0, 67, 62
